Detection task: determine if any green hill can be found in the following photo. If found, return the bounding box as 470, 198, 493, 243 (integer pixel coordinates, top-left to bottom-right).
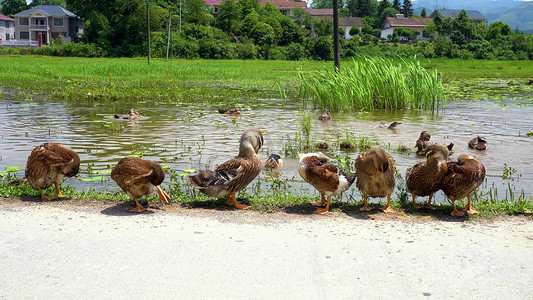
482, 2, 533, 32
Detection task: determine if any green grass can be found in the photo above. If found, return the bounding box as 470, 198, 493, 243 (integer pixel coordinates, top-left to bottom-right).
1, 175, 531, 219
299, 57, 445, 111
2, 55, 533, 105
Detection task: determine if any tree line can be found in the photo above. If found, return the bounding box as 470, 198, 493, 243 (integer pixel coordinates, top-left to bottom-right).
1, 0, 532, 60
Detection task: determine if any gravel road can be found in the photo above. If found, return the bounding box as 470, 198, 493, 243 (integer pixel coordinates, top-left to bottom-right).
0, 200, 532, 299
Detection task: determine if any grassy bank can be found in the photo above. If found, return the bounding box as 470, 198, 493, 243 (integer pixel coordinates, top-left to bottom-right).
2, 56, 533, 104
1, 176, 531, 219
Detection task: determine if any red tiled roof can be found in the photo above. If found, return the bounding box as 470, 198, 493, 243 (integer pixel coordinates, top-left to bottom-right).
259, 0, 307, 9
205, 0, 223, 6
306, 8, 333, 16
0, 13, 15, 21
385, 17, 433, 27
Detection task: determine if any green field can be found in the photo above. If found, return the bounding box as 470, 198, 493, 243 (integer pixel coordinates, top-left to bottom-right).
2, 56, 533, 104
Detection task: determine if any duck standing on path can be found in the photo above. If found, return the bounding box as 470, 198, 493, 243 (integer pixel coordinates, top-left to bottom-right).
26, 143, 80, 200
189, 129, 264, 210
468, 136, 488, 150
298, 153, 356, 215
111, 157, 171, 213
441, 154, 485, 216
354, 146, 396, 213
406, 144, 449, 210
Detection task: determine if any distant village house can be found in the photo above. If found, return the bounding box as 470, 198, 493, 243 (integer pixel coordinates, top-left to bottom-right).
381, 14, 433, 40
0, 13, 15, 44
12, 5, 83, 47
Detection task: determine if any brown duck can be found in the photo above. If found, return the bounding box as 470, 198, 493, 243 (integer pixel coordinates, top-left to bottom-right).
406, 144, 449, 209
263, 154, 283, 169
318, 109, 331, 121
415, 131, 432, 156
441, 154, 485, 216
218, 107, 241, 115
114, 108, 139, 120
468, 136, 487, 150
354, 146, 396, 213
111, 157, 171, 213
189, 129, 263, 210
26, 143, 80, 200
298, 153, 356, 215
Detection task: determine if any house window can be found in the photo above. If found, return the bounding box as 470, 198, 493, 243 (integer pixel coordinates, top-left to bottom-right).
5, 21, 9, 28
53, 18, 64, 27
5, 34, 10, 40
19, 17, 29, 26
280, 10, 288, 16
20, 31, 29, 40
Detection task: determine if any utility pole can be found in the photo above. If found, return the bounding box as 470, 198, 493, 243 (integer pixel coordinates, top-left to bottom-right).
146, 1, 152, 65
166, 10, 171, 60
333, 0, 340, 71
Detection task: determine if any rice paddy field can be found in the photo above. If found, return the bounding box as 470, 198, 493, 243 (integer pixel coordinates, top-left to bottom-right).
1, 55, 532, 216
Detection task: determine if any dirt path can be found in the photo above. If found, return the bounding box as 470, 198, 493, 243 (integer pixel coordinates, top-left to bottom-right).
0, 199, 532, 299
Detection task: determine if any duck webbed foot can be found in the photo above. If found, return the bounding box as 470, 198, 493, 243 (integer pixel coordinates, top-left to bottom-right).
129, 198, 148, 213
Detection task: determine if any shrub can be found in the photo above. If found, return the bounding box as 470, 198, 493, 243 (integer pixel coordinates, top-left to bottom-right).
284, 42, 308, 60
234, 41, 257, 59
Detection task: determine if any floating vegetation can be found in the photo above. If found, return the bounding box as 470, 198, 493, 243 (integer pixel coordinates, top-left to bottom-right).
299, 57, 445, 111
502, 163, 519, 180
5, 166, 20, 172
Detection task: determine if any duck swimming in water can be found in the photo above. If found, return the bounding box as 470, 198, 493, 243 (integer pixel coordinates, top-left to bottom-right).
318, 109, 331, 121
114, 108, 139, 120
263, 154, 283, 169
468, 136, 487, 150
218, 107, 241, 115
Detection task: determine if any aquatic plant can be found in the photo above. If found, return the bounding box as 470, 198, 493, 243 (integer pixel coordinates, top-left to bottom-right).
299, 56, 445, 111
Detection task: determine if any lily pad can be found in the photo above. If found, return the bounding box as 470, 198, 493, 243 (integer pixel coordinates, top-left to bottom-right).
161, 165, 170, 169
5, 166, 20, 172
79, 176, 107, 182
91, 169, 112, 175
183, 169, 197, 173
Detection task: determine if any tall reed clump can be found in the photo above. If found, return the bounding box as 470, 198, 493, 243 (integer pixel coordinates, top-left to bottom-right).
299, 57, 445, 111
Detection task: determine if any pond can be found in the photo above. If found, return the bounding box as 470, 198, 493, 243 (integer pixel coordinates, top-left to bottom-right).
0, 84, 532, 203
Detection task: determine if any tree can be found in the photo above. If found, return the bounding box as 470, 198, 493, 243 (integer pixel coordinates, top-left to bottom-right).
401, 0, 412, 17
380, 7, 398, 23
423, 21, 436, 39
29, 0, 66, 7
237, 0, 259, 18
377, 0, 391, 17
311, 0, 345, 9
420, 7, 427, 18
349, 26, 360, 36
291, 8, 312, 27
486, 21, 512, 41
392, 0, 401, 11
1, 0, 27, 16
215, 0, 239, 33
347, 0, 377, 18
184, 0, 207, 25
313, 18, 333, 37
450, 10, 474, 46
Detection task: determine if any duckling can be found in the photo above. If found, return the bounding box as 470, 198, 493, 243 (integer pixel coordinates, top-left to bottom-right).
114, 108, 139, 120
189, 129, 263, 210
468, 136, 487, 150
442, 154, 485, 216
25, 143, 80, 200
218, 107, 241, 115
318, 109, 331, 121
406, 144, 449, 210
111, 157, 171, 213
354, 146, 396, 213
263, 154, 283, 169
298, 153, 356, 215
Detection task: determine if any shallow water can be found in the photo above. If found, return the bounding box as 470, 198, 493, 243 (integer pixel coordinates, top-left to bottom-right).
1, 91, 532, 203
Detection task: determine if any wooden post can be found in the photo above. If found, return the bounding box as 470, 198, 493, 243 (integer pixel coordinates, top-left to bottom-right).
333, 0, 340, 71
166, 10, 171, 60
147, 1, 151, 65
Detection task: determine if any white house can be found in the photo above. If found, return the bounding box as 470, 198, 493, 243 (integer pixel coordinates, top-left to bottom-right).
381, 14, 433, 40
13, 5, 83, 46
0, 13, 15, 44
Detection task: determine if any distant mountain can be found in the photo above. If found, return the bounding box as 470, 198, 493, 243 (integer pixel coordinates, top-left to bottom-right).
482, 2, 533, 32
412, 0, 525, 11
